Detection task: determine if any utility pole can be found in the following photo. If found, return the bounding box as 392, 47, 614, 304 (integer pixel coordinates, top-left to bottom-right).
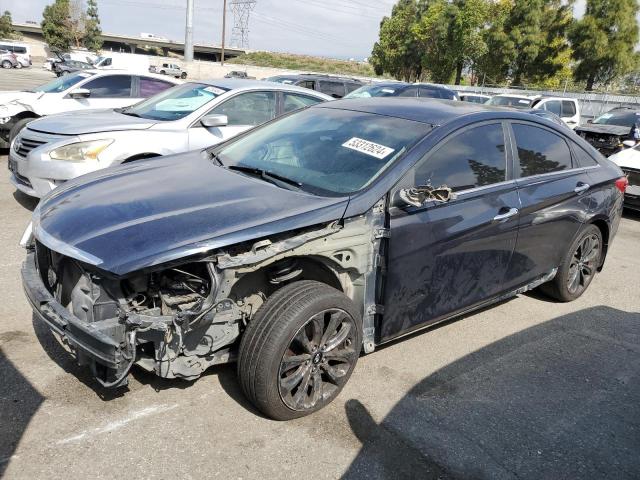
185, 0, 194, 62
221, 0, 227, 65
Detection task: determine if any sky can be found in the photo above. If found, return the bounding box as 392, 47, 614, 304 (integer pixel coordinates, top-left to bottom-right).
4, 0, 398, 59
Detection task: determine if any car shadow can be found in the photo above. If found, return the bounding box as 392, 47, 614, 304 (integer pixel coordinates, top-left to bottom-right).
341, 306, 640, 479
0, 346, 44, 477
622, 208, 640, 221
12, 190, 38, 212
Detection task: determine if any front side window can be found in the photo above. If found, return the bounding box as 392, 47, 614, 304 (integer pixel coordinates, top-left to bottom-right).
513, 123, 573, 177
30, 71, 94, 93
124, 82, 226, 121
562, 100, 577, 117
318, 81, 346, 98
411, 123, 507, 192
215, 107, 431, 195
84, 75, 132, 98
419, 86, 454, 100
209, 91, 276, 126
397, 86, 419, 97
543, 100, 562, 116
282, 92, 324, 113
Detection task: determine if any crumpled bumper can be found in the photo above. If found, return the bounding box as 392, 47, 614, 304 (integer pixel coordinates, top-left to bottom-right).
21, 251, 129, 385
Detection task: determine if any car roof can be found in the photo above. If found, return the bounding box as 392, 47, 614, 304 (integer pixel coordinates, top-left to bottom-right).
190, 78, 333, 98
493, 93, 536, 100
316, 97, 503, 125
84, 69, 182, 82
267, 74, 363, 83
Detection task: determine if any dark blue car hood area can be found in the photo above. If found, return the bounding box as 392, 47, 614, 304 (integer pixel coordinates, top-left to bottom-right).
34, 151, 349, 275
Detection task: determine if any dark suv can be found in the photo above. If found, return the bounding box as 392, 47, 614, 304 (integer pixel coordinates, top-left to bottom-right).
263, 74, 364, 98
22, 99, 626, 420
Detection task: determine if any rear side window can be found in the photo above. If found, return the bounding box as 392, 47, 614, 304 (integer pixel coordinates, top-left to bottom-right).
573, 145, 598, 167
296, 80, 315, 90
84, 75, 132, 98
344, 82, 362, 94
318, 81, 346, 98
513, 124, 573, 177
562, 100, 577, 117
210, 91, 276, 126
282, 92, 323, 113
138, 77, 174, 97
398, 86, 419, 97
412, 123, 507, 191
420, 86, 454, 99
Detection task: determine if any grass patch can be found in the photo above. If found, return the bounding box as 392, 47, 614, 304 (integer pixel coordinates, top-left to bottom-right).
228, 51, 379, 77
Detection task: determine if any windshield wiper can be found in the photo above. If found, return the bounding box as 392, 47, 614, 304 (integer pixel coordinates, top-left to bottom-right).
227, 165, 303, 190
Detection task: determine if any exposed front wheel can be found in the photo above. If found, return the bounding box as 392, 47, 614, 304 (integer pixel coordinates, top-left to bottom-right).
238, 280, 361, 420
541, 224, 603, 302
1, 60, 12, 69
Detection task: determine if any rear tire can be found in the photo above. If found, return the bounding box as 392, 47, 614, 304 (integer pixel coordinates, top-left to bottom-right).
237, 280, 362, 420
180, 72, 187, 79
9, 118, 34, 144
159, 70, 166, 75
15, 62, 22, 69
540, 224, 602, 302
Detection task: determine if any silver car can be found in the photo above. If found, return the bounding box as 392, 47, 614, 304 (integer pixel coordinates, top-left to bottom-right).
9, 79, 331, 198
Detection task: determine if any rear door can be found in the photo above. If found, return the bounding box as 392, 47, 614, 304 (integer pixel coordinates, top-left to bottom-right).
381, 121, 520, 341
502, 121, 592, 291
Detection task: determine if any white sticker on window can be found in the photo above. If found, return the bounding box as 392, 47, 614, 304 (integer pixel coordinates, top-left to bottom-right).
381, 88, 396, 94
342, 137, 394, 159
204, 86, 226, 95
518, 99, 530, 104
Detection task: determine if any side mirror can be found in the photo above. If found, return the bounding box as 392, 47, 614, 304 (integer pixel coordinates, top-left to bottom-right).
623, 140, 636, 148
396, 185, 456, 208
200, 114, 228, 128
68, 88, 90, 99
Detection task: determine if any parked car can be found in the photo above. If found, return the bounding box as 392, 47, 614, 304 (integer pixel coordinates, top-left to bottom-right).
263, 74, 364, 98
487, 94, 581, 128
0, 50, 18, 69
609, 144, 640, 210
0, 70, 181, 147
52, 59, 93, 76
525, 109, 570, 129
0, 41, 31, 66
344, 81, 459, 100
575, 107, 640, 157
9, 79, 331, 198
155, 63, 188, 79
44, 50, 97, 71
21, 98, 626, 419
459, 93, 490, 104
225, 70, 255, 79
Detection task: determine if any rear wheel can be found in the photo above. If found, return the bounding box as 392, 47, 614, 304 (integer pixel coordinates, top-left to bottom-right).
238, 280, 361, 420
159, 70, 166, 75
180, 72, 187, 79
14, 62, 22, 69
541, 224, 602, 302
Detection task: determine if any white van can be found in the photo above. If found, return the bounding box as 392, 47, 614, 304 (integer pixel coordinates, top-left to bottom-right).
94, 52, 150, 72
0, 41, 31, 66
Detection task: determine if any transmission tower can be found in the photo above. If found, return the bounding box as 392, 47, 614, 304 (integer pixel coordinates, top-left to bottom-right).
229, 0, 256, 49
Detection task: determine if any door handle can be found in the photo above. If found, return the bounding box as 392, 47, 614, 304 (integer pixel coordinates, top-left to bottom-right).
493, 207, 519, 222
574, 182, 590, 195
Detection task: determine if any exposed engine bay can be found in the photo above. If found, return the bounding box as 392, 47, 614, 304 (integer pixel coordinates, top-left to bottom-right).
28, 199, 387, 387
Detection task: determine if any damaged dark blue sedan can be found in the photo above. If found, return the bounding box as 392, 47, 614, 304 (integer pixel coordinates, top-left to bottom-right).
21, 98, 627, 419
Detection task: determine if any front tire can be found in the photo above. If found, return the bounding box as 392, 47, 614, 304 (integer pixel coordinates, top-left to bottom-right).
1, 60, 12, 69
238, 280, 362, 420
180, 72, 187, 79
541, 224, 603, 302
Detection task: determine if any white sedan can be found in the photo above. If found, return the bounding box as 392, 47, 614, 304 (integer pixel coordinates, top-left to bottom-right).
610, 144, 640, 210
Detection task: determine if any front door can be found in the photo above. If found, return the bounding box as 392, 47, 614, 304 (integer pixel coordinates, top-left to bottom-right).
381, 122, 520, 342
188, 90, 277, 149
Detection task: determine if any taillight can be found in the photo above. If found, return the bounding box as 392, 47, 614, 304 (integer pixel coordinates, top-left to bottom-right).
615, 176, 628, 193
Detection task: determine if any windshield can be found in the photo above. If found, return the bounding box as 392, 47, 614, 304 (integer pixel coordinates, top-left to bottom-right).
215, 107, 431, 195
123, 82, 228, 121
344, 84, 404, 98
486, 96, 532, 108
31, 71, 93, 93
593, 110, 639, 127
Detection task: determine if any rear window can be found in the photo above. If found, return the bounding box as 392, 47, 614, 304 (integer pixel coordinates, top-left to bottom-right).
593, 110, 640, 127
318, 80, 346, 98
513, 124, 573, 177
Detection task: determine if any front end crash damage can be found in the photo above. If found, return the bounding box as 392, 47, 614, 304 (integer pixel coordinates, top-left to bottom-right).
22, 199, 388, 387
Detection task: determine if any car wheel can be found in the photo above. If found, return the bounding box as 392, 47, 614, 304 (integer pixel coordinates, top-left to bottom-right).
9, 118, 34, 144
1, 60, 12, 69
159, 70, 165, 75
541, 224, 603, 302
180, 72, 187, 79
238, 280, 361, 420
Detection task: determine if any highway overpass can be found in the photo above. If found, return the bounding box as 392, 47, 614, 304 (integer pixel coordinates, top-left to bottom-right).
12, 23, 246, 61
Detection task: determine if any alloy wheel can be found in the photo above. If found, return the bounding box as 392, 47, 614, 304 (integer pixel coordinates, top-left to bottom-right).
567, 233, 600, 295
278, 308, 358, 411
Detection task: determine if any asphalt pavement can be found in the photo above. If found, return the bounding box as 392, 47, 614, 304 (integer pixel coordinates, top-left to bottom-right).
0, 70, 639, 479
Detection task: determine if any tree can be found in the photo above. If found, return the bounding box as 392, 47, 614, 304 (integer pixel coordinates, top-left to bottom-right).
370, 0, 422, 81
449, 0, 490, 84
569, 0, 639, 90
42, 0, 74, 51
0, 10, 16, 39
84, 0, 102, 52
413, 0, 458, 83
476, 0, 513, 84
69, 0, 87, 48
